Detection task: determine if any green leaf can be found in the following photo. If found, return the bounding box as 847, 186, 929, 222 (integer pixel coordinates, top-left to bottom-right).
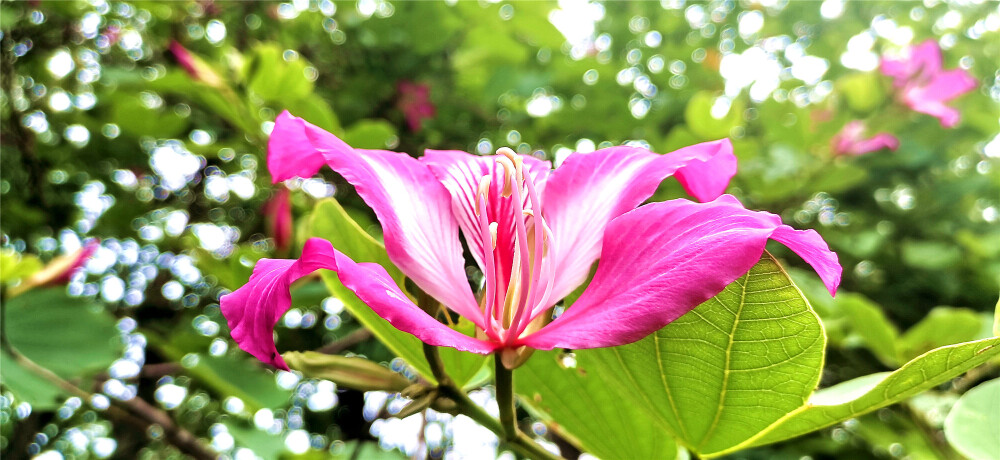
341, 119, 397, 150
790, 269, 900, 367
226, 420, 287, 460
944, 379, 1000, 460
898, 307, 984, 361
0, 249, 41, 283
518, 350, 680, 460
308, 198, 487, 386
0, 289, 120, 409
247, 44, 314, 102
0, 357, 68, 410
836, 72, 885, 114
684, 91, 744, 140
720, 337, 1000, 454
584, 253, 825, 455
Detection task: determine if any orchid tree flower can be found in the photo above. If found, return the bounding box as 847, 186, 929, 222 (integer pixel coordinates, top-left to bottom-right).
397, 80, 436, 132
880, 39, 977, 128
831, 120, 900, 156
221, 111, 841, 370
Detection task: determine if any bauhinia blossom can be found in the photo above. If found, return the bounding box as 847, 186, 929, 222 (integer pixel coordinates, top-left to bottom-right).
880, 39, 977, 128
831, 121, 899, 156
221, 111, 842, 370
397, 81, 436, 132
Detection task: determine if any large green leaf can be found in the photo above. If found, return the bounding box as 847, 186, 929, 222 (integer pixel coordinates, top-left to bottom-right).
518, 350, 680, 460
309, 198, 487, 386
584, 253, 825, 455
944, 379, 1000, 460
1, 289, 121, 409
716, 336, 1000, 455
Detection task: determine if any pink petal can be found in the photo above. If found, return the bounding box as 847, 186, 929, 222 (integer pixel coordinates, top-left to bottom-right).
267, 111, 347, 183
541, 139, 736, 303
881, 39, 942, 84
902, 69, 976, 128
268, 112, 483, 327
421, 149, 550, 280
519, 195, 841, 350
221, 238, 496, 369
849, 133, 900, 155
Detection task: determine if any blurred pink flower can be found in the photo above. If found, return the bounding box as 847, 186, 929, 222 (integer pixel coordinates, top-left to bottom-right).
220, 111, 842, 370
168, 40, 223, 87
831, 121, 899, 156
397, 80, 436, 132
265, 188, 293, 253
880, 40, 977, 128
28, 241, 99, 287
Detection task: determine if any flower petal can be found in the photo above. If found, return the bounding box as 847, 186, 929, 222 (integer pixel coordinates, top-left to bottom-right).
519, 195, 841, 350
903, 69, 977, 127
541, 139, 736, 303
267, 111, 348, 183
268, 112, 483, 327
221, 238, 496, 369
881, 39, 942, 84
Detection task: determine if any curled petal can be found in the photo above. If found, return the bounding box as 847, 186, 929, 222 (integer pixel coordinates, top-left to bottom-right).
267, 111, 348, 183
221, 238, 496, 370
268, 112, 482, 327
519, 195, 841, 350
541, 139, 737, 303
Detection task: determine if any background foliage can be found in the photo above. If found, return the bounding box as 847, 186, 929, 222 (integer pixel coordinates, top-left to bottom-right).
1, 0, 998, 459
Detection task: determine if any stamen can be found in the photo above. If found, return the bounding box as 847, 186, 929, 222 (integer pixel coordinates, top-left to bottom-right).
475, 175, 491, 216
495, 156, 516, 198
475, 192, 499, 339
488, 222, 498, 249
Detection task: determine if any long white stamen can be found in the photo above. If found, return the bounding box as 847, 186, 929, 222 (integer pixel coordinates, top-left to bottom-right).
475, 176, 491, 216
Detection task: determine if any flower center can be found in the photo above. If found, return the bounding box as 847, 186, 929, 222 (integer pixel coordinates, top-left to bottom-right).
474, 148, 554, 344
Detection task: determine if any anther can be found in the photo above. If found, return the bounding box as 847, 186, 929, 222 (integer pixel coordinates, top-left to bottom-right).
475, 176, 491, 216
488, 222, 498, 249
495, 156, 516, 198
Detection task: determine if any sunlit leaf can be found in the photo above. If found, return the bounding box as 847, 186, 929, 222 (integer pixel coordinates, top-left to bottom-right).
944, 379, 1000, 460
518, 350, 681, 460
584, 253, 825, 455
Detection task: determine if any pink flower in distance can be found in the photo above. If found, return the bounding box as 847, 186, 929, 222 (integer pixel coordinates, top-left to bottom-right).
831, 121, 899, 156
397, 81, 436, 132
221, 111, 841, 370
168, 40, 223, 87
265, 188, 293, 253
880, 40, 977, 128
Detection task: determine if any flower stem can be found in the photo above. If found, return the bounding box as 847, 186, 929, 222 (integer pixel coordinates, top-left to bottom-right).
421, 345, 562, 459
495, 354, 517, 437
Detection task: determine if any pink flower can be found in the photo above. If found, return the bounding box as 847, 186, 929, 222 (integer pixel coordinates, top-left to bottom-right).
831, 121, 899, 156
397, 81, 436, 132
880, 40, 977, 128
265, 188, 293, 253
29, 241, 98, 287
221, 111, 841, 370
168, 40, 223, 87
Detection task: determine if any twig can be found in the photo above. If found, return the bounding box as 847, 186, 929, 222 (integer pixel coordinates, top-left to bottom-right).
316, 328, 373, 355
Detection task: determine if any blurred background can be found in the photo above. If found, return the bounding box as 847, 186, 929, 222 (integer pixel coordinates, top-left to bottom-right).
1, 0, 998, 459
